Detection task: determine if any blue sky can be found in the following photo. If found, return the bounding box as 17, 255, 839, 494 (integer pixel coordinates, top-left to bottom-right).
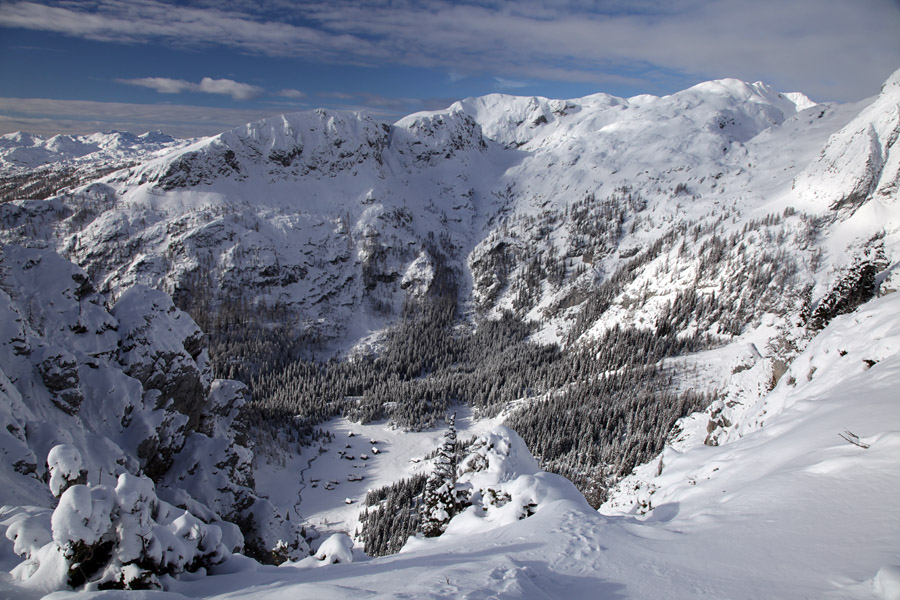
1, 0, 899, 137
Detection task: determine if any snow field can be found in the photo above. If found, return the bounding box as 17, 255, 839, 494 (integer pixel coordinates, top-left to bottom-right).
254, 406, 504, 548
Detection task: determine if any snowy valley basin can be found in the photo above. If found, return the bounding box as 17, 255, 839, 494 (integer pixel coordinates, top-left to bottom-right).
0, 68, 899, 598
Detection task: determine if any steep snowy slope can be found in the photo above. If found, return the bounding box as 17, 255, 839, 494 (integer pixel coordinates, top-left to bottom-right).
0, 244, 308, 593
455, 78, 885, 330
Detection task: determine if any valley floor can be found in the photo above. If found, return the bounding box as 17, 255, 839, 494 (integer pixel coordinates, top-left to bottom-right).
254, 406, 502, 539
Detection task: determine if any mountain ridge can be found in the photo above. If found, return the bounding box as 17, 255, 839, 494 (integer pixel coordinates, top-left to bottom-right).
4, 71, 890, 355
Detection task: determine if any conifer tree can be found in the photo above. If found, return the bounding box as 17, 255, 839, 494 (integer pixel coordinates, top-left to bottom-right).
421, 413, 459, 537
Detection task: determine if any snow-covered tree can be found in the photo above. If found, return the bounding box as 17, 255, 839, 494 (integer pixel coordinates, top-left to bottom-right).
6, 471, 228, 591
421, 413, 460, 537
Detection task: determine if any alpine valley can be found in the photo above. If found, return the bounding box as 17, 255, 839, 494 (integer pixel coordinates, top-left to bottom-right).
1, 67, 898, 599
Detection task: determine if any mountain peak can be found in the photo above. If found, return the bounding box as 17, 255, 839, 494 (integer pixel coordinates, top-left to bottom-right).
137, 109, 390, 190
881, 66, 900, 94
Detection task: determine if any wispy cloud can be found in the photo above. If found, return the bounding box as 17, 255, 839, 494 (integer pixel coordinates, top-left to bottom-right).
276, 89, 306, 99
2, 0, 900, 101
494, 77, 529, 90
0, 1, 369, 60
117, 77, 265, 101
0, 97, 287, 137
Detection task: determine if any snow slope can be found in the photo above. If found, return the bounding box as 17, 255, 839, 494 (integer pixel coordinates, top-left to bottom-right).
49, 292, 899, 598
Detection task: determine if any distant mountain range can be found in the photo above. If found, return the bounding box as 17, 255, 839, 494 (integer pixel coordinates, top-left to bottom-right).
0, 130, 184, 171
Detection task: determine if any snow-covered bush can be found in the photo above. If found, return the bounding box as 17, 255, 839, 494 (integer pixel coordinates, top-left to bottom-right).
3, 508, 52, 579
314, 533, 354, 564
7, 472, 228, 591
449, 427, 580, 528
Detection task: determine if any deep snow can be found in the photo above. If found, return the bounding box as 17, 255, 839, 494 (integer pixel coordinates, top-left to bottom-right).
34, 292, 897, 600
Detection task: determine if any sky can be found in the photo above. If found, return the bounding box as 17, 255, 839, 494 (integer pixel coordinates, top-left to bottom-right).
1, 0, 899, 138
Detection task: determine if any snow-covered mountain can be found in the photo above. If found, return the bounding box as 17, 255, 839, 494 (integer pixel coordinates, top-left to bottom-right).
4, 72, 896, 354
1, 109, 504, 353
1, 68, 899, 597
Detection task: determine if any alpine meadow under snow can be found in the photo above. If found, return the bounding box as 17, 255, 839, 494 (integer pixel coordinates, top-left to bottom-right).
0, 67, 898, 599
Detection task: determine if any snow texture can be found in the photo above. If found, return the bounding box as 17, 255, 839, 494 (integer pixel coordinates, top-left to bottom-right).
49, 290, 900, 600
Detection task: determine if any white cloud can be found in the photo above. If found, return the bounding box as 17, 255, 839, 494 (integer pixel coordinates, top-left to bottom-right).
0, 97, 286, 137
196, 77, 264, 100
494, 77, 529, 90
117, 77, 196, 95
117, 77, 264, 101
2, 0, 900, 101
276, 89, 306, 99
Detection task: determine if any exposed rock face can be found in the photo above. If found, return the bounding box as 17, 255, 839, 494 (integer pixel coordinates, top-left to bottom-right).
113, 286, 210, 425
0, 243, 304, 563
